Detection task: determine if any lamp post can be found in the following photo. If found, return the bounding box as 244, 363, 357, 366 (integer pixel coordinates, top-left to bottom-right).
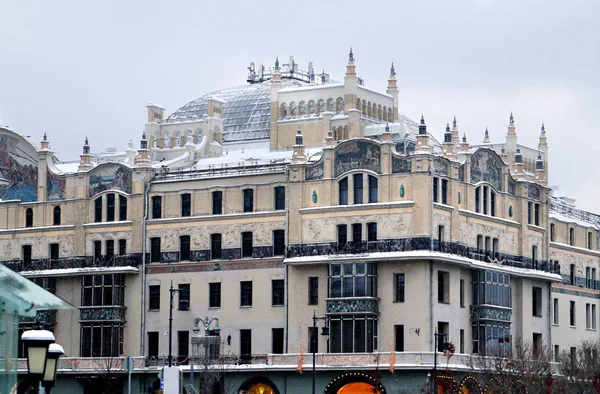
42, 343, 64, 394
311, 310, 329, 394
18, 325, 56, 394
192, 316, 221, 394
432, 330, 448, 394
168, 280, 190, 367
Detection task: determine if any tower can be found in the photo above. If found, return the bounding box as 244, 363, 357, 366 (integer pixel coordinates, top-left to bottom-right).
442, 123, 456, 160
505, 112, 517, 165
343, 48, 358, 112
37, 132, 54, 202
460, 133, 470, 152
451, 116, 460, 146
270, 57, 283, 150
538, 123, 549, 184
415, 115, 431, 154
291, 127, 307, 163
386, 63, 399, 121
136, 131, 152, 167
78, 137, 93, 171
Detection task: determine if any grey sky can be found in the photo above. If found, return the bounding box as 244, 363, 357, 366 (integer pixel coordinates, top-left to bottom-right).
1, 0, 598, 210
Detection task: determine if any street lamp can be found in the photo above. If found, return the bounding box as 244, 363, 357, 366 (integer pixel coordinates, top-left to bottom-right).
192, 316, 221, 394
18, 325, 55, 394
432, 330, 449, 394
168, 281, 190, 367
42, 343, 64, 393
311, 310, 329, 394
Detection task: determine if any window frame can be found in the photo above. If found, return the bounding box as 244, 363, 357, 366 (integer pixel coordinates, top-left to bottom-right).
209, 282, 221, 308
53, 206, 61, 225
271, 279, 284, 306
240, 281, 253, 307
181, 193, 191, 217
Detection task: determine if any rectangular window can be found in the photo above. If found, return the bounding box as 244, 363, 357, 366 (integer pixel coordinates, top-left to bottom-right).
460, 279, 465, 308
475, 187, 480, 213
554, 345, 560, 362
588, 232, 593, 250
150, 237, 161, 263
533, 332, 542, 358
337, 224, 348, 245
593, 269, 597, 290
534, 203, 540, 226
482, 186, 488, 215
211, 234, 222, 260
148, 332, 159, 357
551, 223, 556, 241
273, 230, 285, 256
532, 245, 538, 264
438, 271, 449, 303
22, 245, 32, 265
586, 303, 591, 329
353, 174, 363, 204
437, 322, 449, 351
240, 281, 252, 307
151, 196, 162, 219
586, 267, 591, 288
49, 243, 59, 260
272, 279, 284, 306
241, 232, 253, 258
570, 300, 576, 326
209, 282, 221, 308
308, 277, 318, 305
367, 222, 377, 242
490, 192, 495, 217
352, 223, 362, 244
177, 331, 189, 363
477, 235, 483, 253
528, 201, 533, 224
119, 195, 127, 221
274, 186, 285, 210
368, 175, 378, 203
460, 329, 465, 354
433, 177, 439, 203
106, 194, 115, 222
149, 285, 160, 310
570, 264, 575, 285
118, 239, 126, 255
94, 240, 102, 261
532, 286, 542, 317
272, 328, 284, 354
243, 189, 254, 212
212, 191, 222, 215
181, 193, 191, 217
394, 325, 404, 351
570, 228, 575, 246
339, 177, 348, 205
593, 304, 597, 329
441, 179, 448, 205
105, 240, 114, 259
394, 273, 405, 302
493, 238, 499, 257
240, 330, 252, 362
553, 298, 559, 325
94, 198, 102, 222
438, 225, 445, 245
180, 235, 191, 261
178, 284, 190, 310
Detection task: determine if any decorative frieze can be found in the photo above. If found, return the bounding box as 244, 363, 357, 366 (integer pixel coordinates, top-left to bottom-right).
470, 305, 512, 322
80, 306, 126, 322
326, 298, 379, 314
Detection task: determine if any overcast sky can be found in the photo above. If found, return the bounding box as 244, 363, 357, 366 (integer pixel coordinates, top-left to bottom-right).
1, 0, 598, 210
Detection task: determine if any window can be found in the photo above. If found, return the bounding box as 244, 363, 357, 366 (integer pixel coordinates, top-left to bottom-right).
593, 268, 598, 290
593, 304, 597, 329
209, 282, 221, 308
550, 223, 556, 241
570, 228, 575, 246
49, 243, 59, 260
586, 303, 591, 329
460, 279, 465, 308
181, 193, 191, 217
460, 329, 465, 354
330, 315, 377, 353
272, 279, 284, 306
534, 203, 540, 226
53, 206, 61, 225
570, 347, 577, 368
339, 177, 348, 205
118, 239, 126, 255
475, 187, 480, 213
151, 196, 162, 219
119, 195, 127, 221
588, 232, 593, 250
533, 333, 542, 358
433, 177, 439, 203
240, 281, 252, 307
532, 287, 542, 317
438, 225, 445, 244
394, 274, 405, 302
105, 240, 114, 259
273, 230, 285, 256
337, 224, 347, 245
437, 322, 449, 351
554, 345, 560, 362
352, 223, 362, 244
272, 328, 284, 354
212, 191, 222, 215
570, 264, 575, 285
178, 284, 190, 310
274, 186, 285, 210
394, 325, 404, 351
472, 270, 511, 308
586, 267, 591, 288
106, 193, 115, 222
308, 277, 318, 305
149, 285, 160, 310
243, 189, 254, 212
482, 186, 488, 215
148, 332, 159, 357
553, 298, 559, 325
477, 235, 484, 253
240, 330, 252, 362
93, 240, 102, 261
438, 271, 450, 303
210, 234, 222, 260
353, 174, 363, 204
570, 300, 576, 326
308, 327, 318, 353
25, 207, 33, 227
177, 331, 189, 363
180, 235, 191, 261
532, 245, 538, 264
493, 238, 499, 257
241, 232, 253, 258
329, 262, 377, 298
368, 176, 378, 203
441, 179, 448, 205
528, 201, 533, 224
367, 222, 377, 242
150, 237, 161, 263
94, 198, 102, 222
475, 186, 496, 216
81, 323, 123, 357
490, 191, 495, 217
22, 245, 32, 265
81, 274, 124, 307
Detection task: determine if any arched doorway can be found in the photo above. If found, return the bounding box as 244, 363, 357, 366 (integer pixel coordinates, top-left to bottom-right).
238, 376, 280, 394
324, 372, 385, 394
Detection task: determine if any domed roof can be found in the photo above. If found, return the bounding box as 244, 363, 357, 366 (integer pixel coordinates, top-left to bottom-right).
169, 79, 309, 142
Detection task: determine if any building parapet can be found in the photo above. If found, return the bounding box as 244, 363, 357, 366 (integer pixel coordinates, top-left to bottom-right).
549, 199, 600, 228
2, 254, 142, 274
152, 161, 288, 183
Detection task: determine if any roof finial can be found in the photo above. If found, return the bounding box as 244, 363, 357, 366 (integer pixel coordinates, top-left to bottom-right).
84, 137, 89, 146
541, 122, 545, 134
418, 115, 427, 135
453, 116, 457, 128
142, 131, 147, 140
485, 127, 489, 138
509, 112, 514, 125
390, 62, 396, 76
462, 133, 467, 143
43, 132, 47, 141
446, 123, 451, 133
275, 56, 279, 70
349, 47, 354, 62
420, 114, 425, 125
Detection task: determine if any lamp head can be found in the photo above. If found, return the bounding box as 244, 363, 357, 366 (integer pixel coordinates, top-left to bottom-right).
21, 328, 55, 376
213, 321, 221, 335
321, 324, 330, 337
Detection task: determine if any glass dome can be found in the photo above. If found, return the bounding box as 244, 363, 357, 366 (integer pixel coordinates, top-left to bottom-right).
169, 79, 308, 142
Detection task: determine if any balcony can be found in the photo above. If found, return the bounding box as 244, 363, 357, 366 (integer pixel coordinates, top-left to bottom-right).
326, 298, 379, 314
470, 305, 512, 323
1, 254, 142, 273
80, 306, 126, 322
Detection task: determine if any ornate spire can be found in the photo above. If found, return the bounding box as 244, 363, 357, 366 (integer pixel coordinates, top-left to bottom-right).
349, 47, 354, 62
514, 148, 522, 164
462, 133, 467, 143
390, 62, 396, 76
140, 131, 148, 150
295, 127, 303, 146
509, 112, 514, 126
83, 137, 90, 155
446, 123, 451, 133
536, 153, 544, 170
483, 127, 490, 143
541, 122, 545, 134
453, 116, 457, 129
274, 56, 279, 70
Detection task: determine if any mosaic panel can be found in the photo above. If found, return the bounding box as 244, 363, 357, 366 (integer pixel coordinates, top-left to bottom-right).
470, 149, 502, 191
0, 133, 38, 202
392, 154, 412, 173
47, 170, 66, 201
305, 161, 324, 180
470, 305, 512, 322
88, 164, 132, 197
433, 157, 449, 176
528, 184, 541, 200
334, 141, 381, 177
80, 306, 126, 321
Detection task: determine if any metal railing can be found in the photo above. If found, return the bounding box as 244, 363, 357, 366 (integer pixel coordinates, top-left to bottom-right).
1, 253, 142, 273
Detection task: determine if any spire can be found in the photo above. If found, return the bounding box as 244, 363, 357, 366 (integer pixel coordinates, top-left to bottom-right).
383, 122, 393, 142
40, 131, 50, 150
541, 122, 545, 134
43, 132, 47, 141
390, 62, 396, 76
345, 49, 357, 78
349, 47, 354, 62
83, 137, 90, 155
507, 112, 516, 137
78, 136, 93, 171
460, 132, 469, 152
453, 116, 457, 129
295, 127, 303, 146
509, 112, 514, 126
140, 131, 148, 150
514, 148, 522, 164
274, 56, 279, 70
444, 123, 452, 143
292, 127, 306, 162
483, 127, 491, 144
536, 153, 544, 170
462, 133, 467, 143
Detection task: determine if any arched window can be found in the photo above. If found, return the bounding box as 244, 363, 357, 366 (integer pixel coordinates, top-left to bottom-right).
388, 108, 393, 122
279, 103, 287, 118
336, 97, 344, 113
382, 106, 387, 119
174, 131, 181, 147
299, 101, 306, 116
308, 100, 315, 114
339, 177, 348, 205
317, 99, 325, 114
327, 98, 335, 111
367, 102, 372, 117
164, 132, 170, 148
94, 197, 102, 222
25, 208, 33, 228
343, 125, 349, 140
372, 103, 377, 118
378, 104, 382, 120
53, 206, 61, 225
362, 100, 367, 114
290, 102, 297, 116
356, 98, 361, 109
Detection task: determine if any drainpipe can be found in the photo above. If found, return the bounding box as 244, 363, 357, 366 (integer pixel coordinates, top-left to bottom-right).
429, 165, 435, 352
140, 179, 151, 356
545, 198, 552, 353
284, 177, 290, 354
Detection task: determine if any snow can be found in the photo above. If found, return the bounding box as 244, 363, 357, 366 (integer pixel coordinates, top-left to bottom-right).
357, 84, 393, 99
52, 161, 83, 174
330, 114, 349, 120
20, 266, 139, 277
278, 83, 343, 93
152, 151, 190, 169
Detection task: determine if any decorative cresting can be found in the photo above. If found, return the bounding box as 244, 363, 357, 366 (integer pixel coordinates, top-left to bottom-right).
334, 140, 381, 177
433, 157, 449, 176
326, 298, 379, 314
80, 306, 126, 322
88, 163, 133, 197
20, 310, 57, 324
47, 170, 66, 201
305, 159, 324, 180
470, 305, 512, 322
391, 153, 411, 173
528, 183, 541, 200
324, 372, 386, 394
470, 149, 503, 191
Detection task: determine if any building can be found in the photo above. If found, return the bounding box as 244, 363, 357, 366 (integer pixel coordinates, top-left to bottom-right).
0, 50, 598, 394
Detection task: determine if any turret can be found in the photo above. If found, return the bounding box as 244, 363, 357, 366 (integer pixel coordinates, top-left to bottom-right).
442, 123, 456, 160
512, 148, 525, 177
37, 132, 54, 202
537, 122, 549, 185
135, 131, 152, 167
415, 115, 431, 154
343, 48, 359, 113
146, 103, 165, 123
345, 47, 356, 77
292, 127, 307, 163
451, 116, 460, 146
386, 62, 399, 121
78, 137, 93, 171
460, 133, 470, 152
505, 112, 517, 163
535, 152, 547, 185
